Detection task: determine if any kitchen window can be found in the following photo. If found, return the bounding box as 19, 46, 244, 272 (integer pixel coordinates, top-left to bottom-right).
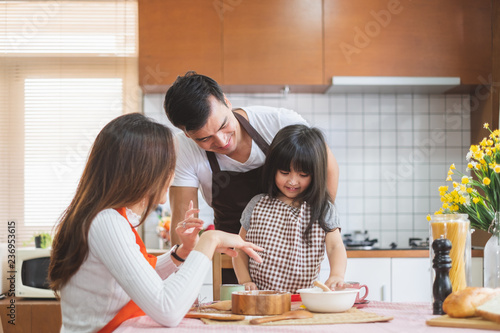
0, 0, 140, 244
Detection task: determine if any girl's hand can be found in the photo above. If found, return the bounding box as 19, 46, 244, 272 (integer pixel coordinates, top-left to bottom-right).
325, 276, 344, 290
175, 200, 204, 253
243, 282, 258, 291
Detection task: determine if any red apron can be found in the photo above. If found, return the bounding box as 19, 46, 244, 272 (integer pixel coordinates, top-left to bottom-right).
98, 207, 158, 333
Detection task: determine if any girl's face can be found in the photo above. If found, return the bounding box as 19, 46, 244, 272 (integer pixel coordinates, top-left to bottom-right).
275, 166, 311, 203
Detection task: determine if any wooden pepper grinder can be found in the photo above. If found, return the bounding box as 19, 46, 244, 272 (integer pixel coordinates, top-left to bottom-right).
432, 237, 453, 315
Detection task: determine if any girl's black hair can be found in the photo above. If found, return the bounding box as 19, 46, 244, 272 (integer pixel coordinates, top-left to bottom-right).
261, 124, 332, 238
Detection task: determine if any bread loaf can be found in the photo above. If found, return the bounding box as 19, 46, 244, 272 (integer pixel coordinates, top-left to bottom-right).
442, 287, 500, 318
476, 295, 500, 323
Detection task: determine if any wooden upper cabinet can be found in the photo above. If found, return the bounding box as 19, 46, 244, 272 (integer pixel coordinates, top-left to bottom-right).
223, 0, 323, 85
138, 0, 223, 93
324, 0, 492, 85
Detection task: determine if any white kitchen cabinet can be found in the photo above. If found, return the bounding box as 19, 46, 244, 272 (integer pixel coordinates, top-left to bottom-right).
343, 258, 391, 301
391, 258, 432, 302
320, 256, 483, 303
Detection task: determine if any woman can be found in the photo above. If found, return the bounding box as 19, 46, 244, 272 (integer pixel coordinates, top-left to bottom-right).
49, 113, 262, 332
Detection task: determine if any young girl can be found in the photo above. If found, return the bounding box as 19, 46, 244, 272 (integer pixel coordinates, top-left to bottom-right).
49, 113, 262, 332
233, 124, 346, 293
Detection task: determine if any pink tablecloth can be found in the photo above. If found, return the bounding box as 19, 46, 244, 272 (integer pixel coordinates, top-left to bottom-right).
114, 301, 484, 333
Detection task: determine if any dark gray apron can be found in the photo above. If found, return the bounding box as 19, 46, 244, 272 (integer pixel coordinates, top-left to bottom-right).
206, 111, 270, 283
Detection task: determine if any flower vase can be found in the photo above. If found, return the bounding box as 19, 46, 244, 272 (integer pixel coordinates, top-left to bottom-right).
484, 212, 500, 288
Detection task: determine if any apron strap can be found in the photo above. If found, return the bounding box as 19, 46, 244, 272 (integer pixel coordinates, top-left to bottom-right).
233, 111, 269, 156
207, 151, 221, 173
206, 111, 270, 173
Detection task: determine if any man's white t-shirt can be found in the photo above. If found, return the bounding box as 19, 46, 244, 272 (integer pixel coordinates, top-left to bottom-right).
172, 106, 308, 206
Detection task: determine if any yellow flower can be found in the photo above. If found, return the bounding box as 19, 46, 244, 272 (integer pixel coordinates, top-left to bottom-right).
488, 140, 494, 146
466, 188, 473, 193
450, 164, 456, 170
446, 175, 452, 181
494, 165, 500, 173
460, 185, 466, 192
467, 163, 473, 169
484, 123, 489, 129
480, 138, 488, 147
461, 176, 469, 184
459, 196, 466, 205
426, 214, 431, 221
473, 197, 480, 204
452, 181, 459, 188
443, 203, 449, 209
484, 177, 491, 186
448, 170, 454, 175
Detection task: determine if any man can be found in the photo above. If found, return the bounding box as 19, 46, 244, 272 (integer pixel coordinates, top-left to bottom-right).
164, 71, 339, 281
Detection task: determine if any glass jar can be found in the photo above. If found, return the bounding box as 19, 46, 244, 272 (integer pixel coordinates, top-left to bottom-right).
429, 214, 471, 292
484, 212, 500, 288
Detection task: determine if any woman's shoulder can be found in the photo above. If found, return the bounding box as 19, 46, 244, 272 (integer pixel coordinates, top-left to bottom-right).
88, 209, 136, 250
93, 208, 121, 222
90, 209, 131, 236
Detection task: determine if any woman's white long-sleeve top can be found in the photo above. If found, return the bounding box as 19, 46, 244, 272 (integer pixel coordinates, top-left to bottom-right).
60, 208, 210, 332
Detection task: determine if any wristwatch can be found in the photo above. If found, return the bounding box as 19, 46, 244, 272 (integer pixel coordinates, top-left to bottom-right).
170, 244, 185, 262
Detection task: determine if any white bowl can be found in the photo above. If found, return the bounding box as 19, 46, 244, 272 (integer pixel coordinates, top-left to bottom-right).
297, 287, 359, 313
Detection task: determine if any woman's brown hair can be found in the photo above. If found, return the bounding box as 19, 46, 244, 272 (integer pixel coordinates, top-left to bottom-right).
49, 113, 176, 291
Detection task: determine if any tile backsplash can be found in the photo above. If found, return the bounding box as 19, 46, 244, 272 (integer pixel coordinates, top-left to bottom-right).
144, 93, 471, 249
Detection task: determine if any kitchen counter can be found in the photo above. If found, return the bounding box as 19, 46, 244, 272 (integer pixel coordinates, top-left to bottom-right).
113, 301, 489, 332
347, 249, 484, 258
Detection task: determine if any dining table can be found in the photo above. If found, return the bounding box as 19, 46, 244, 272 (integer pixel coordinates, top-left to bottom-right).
114, 301, 492, 332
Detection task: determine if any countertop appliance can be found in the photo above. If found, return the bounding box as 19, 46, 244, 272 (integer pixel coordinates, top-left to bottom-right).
343, 231, 378, 250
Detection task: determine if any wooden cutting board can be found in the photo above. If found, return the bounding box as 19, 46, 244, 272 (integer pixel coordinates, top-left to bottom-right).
427, 315, 500, 331
198, 307, 393, 326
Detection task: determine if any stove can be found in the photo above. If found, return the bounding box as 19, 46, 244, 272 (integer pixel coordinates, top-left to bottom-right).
384, 238, 430, 250
343, 231, 378, 250
408, 237, 430, 249
343, 233, 430, 250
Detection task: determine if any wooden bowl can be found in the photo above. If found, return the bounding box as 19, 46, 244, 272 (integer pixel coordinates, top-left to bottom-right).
231, 290, 291, 315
